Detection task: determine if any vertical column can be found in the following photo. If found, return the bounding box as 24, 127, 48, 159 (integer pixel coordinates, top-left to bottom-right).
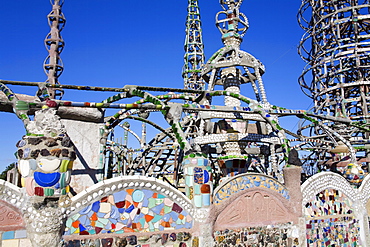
44, 0, 65, 99
221, 67, 244, 159
183, 153, 212, 208
17, 107, 75, 247
17, 109, 75, 199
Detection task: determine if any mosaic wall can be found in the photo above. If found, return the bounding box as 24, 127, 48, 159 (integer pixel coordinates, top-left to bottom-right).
213, 173, 290, 205
214, 190, 295, 230
62, 232, 194, 247
218, 158, 251, 177
65, 188, 193, 236
305, 188, 361, 246
18, 136, 74, 197
213, 224, 299, 247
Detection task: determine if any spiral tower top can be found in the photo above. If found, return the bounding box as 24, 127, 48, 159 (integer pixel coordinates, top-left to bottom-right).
298, 0, 370, 121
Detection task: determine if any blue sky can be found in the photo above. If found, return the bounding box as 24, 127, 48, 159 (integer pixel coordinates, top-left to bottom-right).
0, 0, 311, 171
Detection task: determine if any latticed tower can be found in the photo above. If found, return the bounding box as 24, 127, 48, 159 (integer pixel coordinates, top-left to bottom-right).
43, 0, 66, 99
298, 0, 370, 174
298, 0, 370, 128
198, 0, 287, 180
183, 0, 205, 91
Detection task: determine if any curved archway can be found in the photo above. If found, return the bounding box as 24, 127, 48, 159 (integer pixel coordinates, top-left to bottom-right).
64, 176, 196, 236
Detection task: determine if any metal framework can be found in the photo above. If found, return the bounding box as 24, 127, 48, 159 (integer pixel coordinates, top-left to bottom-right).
298, 0, 370, 119
43, 0, 66, 99
297, 0, 370, 178
183, 0, 205, 91
4, 0, 370, 188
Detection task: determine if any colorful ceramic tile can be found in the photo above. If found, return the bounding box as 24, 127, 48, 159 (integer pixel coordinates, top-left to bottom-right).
34, 172, 60, 187
65, 188, 193, 236
214, 174, 290, 205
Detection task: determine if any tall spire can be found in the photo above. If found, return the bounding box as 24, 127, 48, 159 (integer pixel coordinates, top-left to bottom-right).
202, 0, 267, 104
183, 0, 205, 91
44, 0, 66, 99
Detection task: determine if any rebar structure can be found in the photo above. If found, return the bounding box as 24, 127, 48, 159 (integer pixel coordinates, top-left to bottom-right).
43, 0, 66, 99
200, 0, 288, 180
183, 0, 205, 91
298, 0, 370, 175
298, 0, 370, 117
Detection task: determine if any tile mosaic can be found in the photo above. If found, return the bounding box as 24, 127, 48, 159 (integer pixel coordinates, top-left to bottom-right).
214, 174, 290, 205
14, 230, 27, 239
214, 225, 294, 247
183, 156, 212, 208
65, 189, 192, 236
305, 189, 360, 246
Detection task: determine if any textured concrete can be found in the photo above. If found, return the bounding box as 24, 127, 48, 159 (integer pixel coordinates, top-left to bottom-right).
0, 93, 104, 123
62, 119, 104, 193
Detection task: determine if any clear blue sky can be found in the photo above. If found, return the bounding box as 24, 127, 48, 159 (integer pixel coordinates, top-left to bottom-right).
0, 0, 311, 171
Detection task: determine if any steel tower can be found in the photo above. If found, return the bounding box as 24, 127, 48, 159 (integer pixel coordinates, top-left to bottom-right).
183, 0, 205, 91
298, 0, 370, 123
298, 0, 370, 176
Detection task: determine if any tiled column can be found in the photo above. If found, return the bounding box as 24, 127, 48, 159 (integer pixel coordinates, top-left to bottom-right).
17, 109, 75, 200
183, 153, 213, 208
16, 108, 75, 247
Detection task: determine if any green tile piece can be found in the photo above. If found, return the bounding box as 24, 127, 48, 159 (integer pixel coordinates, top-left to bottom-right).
164, 205, 172, 214
155, 198, 164, 205
148, 221, 154, 231
148, 198, 156, 208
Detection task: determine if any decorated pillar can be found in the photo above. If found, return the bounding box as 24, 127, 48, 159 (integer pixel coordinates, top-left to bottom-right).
183, 153, 212, 208
183, 153, 214, 247
17, 108, 75, 199
16, 107, 75, 247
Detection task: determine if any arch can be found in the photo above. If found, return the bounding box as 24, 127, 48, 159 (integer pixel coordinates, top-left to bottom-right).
302, 172, 366, 246
0, 199, 25, 231
64, 176, 196, 236
0, 180, 25, 231
212, 174, 296, 230
358, 173, 370, 203
301, 171, 360, 204
214, 189, 296, 230
213, 173, 290, 206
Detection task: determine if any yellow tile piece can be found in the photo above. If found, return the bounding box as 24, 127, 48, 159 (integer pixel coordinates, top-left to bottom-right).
2, 239, 19, 247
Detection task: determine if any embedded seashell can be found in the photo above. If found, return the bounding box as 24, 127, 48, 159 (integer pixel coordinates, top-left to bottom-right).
38, 158, 61, 172
50, 148, 62, 157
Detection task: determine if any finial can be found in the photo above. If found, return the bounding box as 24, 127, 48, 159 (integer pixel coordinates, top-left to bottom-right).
216, 0, 248, 45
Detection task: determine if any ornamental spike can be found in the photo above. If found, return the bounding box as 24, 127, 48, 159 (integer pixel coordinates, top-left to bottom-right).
183, 0, 205, 91
43, 0, 66, 99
